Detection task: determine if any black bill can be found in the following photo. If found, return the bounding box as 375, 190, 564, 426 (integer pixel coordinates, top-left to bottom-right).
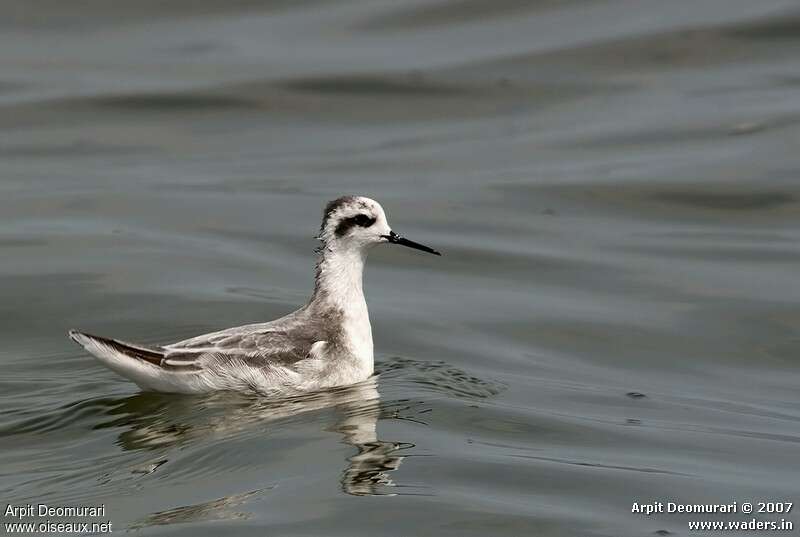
383, 231, 441, 256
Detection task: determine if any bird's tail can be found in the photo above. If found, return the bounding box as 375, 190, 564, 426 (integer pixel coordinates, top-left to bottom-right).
68, 330, 175, 391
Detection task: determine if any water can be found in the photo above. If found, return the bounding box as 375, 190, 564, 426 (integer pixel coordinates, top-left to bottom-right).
2, 1, 800, 535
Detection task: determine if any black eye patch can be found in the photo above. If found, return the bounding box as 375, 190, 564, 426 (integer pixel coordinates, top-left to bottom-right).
353, 214, 375, 227
335, 214, 376, 237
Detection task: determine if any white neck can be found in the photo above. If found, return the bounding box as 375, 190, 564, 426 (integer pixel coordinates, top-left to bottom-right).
310, 245, 374, 365
313, 246, 365, 305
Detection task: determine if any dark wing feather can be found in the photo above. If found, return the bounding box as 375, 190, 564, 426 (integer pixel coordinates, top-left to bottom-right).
69, 331, 164, 366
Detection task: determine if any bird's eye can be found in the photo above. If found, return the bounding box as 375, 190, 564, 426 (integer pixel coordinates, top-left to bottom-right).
353, 214, 375, 227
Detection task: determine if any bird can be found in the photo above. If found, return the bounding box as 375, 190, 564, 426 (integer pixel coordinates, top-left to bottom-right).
68, 196, 441, 395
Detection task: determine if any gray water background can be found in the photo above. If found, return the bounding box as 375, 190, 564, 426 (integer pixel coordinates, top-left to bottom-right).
2, 1, 800, 535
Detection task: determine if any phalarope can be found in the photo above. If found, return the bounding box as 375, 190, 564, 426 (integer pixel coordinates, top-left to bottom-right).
69, 196, 440, 394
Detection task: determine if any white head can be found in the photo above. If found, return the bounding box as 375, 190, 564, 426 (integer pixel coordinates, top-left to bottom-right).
318, 196, 441, 257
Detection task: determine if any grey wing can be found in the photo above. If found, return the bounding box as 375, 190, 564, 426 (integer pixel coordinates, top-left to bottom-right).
165, 319, 286, 351
161, 318, 319, 370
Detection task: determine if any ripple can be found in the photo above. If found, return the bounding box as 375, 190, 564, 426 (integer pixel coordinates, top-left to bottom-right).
727, 12, 800, 41
378, 357, 505, 399
90, 93, 256, 112
279, 74, 466, 97
357, 0, 572, 31
510, 454, 689, 476
0, 396, 127, 436
654, 191, 795, 211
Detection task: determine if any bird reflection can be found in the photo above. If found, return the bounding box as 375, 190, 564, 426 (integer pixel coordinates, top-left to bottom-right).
340, 440, 409, 496
333, 402, 411, 496
94, 377, 408, 498
131, 489, 263, 529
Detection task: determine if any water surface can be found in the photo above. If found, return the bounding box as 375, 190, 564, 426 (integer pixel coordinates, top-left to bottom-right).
2, 1, 800, 535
